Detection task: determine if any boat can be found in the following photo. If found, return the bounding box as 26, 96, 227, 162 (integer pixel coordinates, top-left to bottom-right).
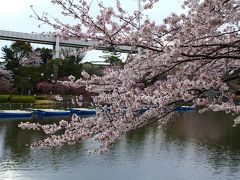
0, 110, 32, 118
69, 105, 195, 116
174, 106, 196, 111
32, 109, 71, 117
69, 108, 96, 115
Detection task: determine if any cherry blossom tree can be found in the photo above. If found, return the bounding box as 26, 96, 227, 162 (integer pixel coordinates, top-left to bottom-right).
19, 0, 240, 152
36, 81, 53, 94
20, 51, 43, 67
0, 68, 13, 93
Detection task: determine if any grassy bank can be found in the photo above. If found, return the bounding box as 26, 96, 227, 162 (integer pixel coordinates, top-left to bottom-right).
0, 95, 50, 104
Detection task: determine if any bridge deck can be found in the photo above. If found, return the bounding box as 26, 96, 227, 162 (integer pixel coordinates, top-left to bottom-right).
0, 30, 134, 53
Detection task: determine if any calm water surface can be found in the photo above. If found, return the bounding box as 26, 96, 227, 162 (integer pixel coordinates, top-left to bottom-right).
0, 112, 240, 180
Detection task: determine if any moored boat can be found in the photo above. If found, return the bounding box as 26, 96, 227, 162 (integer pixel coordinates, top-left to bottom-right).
0, 110, 32, 118
32, 109, 71, 116
174, 106, 196, 111
69, 108, 96, 115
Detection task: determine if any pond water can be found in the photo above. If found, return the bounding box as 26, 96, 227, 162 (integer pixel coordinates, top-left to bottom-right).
0, 111, 240, 180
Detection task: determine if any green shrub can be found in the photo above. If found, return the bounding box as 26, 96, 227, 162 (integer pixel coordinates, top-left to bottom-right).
0, 95, 11, 103
35, 96, 48, 100
11, 95, 36, 103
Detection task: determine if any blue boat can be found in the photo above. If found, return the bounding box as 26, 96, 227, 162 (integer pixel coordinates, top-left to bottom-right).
32, 109, 71, 117
0, 110, 32, 118
69, 105, 195, 116
174, 106, 196, 111
69, 108, 96, 115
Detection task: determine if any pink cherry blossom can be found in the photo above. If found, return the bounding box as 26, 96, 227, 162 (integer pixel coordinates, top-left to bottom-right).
20, 51, 43, 66
19, 0, 240, 152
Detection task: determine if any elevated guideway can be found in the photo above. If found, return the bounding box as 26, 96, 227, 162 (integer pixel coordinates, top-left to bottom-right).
0, 30, 135, 58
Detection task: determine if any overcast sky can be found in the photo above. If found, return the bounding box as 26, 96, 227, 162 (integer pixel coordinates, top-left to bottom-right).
0, 0, 184, 62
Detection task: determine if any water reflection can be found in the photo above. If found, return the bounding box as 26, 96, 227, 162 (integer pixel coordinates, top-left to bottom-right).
163, 111, 240, 178
0, 112, 240, 179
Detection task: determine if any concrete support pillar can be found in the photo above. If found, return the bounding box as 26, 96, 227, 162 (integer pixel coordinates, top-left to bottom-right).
53, 36, 60, 59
